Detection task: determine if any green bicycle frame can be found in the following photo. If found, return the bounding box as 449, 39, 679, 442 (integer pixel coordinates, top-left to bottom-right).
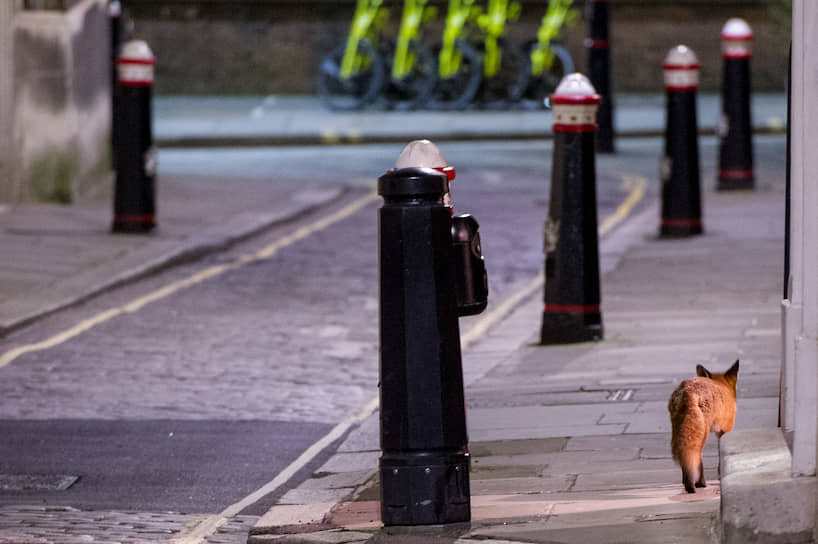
477, 0, 521, 78
438, 0, 475, 79
392, 0, 436, 80
530, 0, 578, 76
341, 0, 387, 79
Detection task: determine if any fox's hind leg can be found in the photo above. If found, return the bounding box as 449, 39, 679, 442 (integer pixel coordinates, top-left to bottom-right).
681, 462, 697, 493
679, 443, 705, 493
695, 458, 706, 488
682, 471, 696, 493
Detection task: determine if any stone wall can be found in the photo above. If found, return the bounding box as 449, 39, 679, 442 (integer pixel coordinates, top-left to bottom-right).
125, 0, 790, 95
0, 3, 19, 203
11, 0, 111, 203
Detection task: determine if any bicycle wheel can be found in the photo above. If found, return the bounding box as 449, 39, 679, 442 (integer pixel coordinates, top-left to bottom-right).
522, 42, 574, 109
317, 39, 385, 111
427, 39, 482, 111
479, 39, 530, 108
384, 39, 437, 111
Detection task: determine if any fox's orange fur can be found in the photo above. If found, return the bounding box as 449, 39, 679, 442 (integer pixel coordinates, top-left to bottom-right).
668, 360, 739, 493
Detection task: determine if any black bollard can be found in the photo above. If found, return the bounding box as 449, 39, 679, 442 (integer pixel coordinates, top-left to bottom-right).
109, 0, 124, 167
587, 0, 614, 153
717, 18, 754, 191
541, 74, 603, 345
113, 40, 157, 233
378, 141, 473, 526
660, 45, 703, 237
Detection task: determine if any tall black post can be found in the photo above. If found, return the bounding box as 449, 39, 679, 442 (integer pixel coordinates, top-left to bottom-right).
587, 0, 614, 153
113, 40, 157, 233
378, 146, 470, 526
717, 18, 754, 191
784, 43, 791, 301
109, 0, 124, 167
660, 45, 702, 237
541, 74, 603, 344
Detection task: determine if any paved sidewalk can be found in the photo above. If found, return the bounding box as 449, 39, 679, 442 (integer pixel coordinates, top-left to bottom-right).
154, 93, 786, 147
248, 160, 784, 542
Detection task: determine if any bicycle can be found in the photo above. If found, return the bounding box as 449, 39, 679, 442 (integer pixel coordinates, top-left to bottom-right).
383, 0, 438, 110
475, 0, 530, 106
522, 0, 578, 108
429, 0, 529, 109
317, 0, 389, 111
427, 0, 483, 110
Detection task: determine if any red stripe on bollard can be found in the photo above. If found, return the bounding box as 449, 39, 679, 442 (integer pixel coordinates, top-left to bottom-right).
723, 50, 751, 60
553, 124, 598, 133
719, 168, 754, 179
588, 39, 610, 49
118, 58, 156, 65
117, 80, 153, 88
551, 95, 601, 105
662, 64, 701, 71
661, 218, 702, 228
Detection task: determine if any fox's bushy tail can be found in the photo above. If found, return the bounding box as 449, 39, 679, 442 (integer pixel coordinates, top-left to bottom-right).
670, 409, 708, 493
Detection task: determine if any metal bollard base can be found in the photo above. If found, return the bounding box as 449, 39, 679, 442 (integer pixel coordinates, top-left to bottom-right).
540, 311, 603, 345
379, 451, 470, 526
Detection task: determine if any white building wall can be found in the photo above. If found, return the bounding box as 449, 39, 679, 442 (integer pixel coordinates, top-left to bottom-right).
788, 0, 818, 478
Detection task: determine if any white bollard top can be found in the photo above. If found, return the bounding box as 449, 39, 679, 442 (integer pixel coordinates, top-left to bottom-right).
394, 139, 456, 208
552, 73, 600, 104
108, 0, 122, 17
721, 18, 753, 40
721, 18, 752, 59
118, 40, 155, 86
395, 139, 447, 169
664, 45, 699, 68
663, 45, 700, 91
119, 40, 155, 63
551, 73, 600, 132
395, 139, 455, 180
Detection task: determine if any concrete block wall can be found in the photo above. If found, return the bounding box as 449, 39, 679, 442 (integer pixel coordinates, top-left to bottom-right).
10, 0, 111, 204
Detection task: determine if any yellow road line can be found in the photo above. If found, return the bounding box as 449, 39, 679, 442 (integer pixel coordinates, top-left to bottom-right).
599, 174, 648, 236
0, 192, 379, 370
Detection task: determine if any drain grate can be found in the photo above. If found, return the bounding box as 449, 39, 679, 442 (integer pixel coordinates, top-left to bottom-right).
606, 389, 634, 402
0, 474, 79, 492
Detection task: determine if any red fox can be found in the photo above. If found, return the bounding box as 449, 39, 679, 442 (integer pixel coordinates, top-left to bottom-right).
668, 360, 739, 493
